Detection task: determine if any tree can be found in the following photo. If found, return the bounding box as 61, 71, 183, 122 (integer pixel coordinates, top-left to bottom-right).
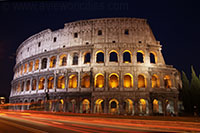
190, 66, 200, 114
181, 71, 192, 113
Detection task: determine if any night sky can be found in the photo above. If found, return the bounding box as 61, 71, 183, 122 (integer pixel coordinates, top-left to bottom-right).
0, 1, 199, 98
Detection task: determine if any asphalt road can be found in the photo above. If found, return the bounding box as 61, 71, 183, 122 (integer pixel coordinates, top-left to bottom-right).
0, 111, 200, 133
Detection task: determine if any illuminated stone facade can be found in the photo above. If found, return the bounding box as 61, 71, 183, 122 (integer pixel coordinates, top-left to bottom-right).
10, 18, 182, 115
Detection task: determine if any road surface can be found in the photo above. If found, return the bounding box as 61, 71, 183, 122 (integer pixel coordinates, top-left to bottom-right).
0, 111, 200, 133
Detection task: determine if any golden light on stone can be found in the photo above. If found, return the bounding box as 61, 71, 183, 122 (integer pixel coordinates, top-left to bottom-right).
95, 73, 104, 88
109, 73, 119, 88
69, 75, 77, 88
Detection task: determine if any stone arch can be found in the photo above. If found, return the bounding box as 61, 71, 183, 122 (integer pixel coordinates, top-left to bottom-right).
57, 75, 65, 89
32, 79, 37, 90
50, 56, 57, 68
150, 51, 157, 64
81, 73, 90, 88
153, 99, 163, 114
139, 99, 148, 115
48, 76, 54, 89
124, 99, 134, 115
59, 54, 67, 66
41, 58, 47, 69
72, 53, 79, 65
164, 75, 172, 88
21, 81, 24, 92
83, 52, 91, 64
95, 73, 104, 88
39, 77, 45, 90
123, 50, 132, 63
109, 73, 119, 88
109, 50, 118, 62
152, 74, 160, 88
166, 100, 175, 115
138, 74, 147, 88
29, 61, 33, 72
17, 82, 21, 93
69, 99, 76, 113
34, 59, 39, 70
24, 63, 28, 73
109, 99, 119, 114
124, 73, 133, 88
80, 99, 90, 113
26, 80, 30, 91
96, 50, 104, 63
68, 74, 77, 88
94, 99, 104, 114
137, 50, 144, 63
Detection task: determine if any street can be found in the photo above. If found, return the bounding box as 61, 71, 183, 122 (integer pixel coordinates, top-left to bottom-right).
0, 111, 200, 133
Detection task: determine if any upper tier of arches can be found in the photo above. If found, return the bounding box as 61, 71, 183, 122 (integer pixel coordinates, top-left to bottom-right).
16, 18, 161, 64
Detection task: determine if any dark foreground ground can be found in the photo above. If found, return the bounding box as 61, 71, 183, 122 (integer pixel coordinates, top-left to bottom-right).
0, 110, 200, 133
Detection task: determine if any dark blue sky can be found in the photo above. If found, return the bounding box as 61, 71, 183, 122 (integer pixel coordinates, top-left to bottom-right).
0, 0, 199, 97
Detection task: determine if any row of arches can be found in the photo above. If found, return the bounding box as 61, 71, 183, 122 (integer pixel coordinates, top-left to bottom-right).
15, 98, 175, 115
15, 50, 158, 78
14, 73, 172, 93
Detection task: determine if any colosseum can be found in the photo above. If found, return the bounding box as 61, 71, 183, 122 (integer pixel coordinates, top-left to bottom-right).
10, 18, 182, 116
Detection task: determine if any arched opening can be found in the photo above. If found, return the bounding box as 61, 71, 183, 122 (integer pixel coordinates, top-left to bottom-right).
123, 50, 131, 63
124, 99, 134, 115
81, 99, 90, 113
164, 75, 172, 88
152, 74, 160, 88
24, 64, 27, 73
21, 82, 24, 92
26, 80, 30, 91
57, 76, 65, 89
137, 51, 144, 63
29, 61, 33, 72
84, 52, 91, 64
58, 99, 64, 112
59, 54, 67, 66
68, 75, 77, 88
69, 99, 76, 113
94, 99, 104, 114
17, 83, 21, 92
96, 51, 104, 63
81, 74, 90, 88
139, 99, 147, 114
109, 73, 119, 88
38, 77, 45, 90
32, 79, 37, 90
150, 52, 157, 64
138, 74, 146, 88
95, 73, 104, 88
72, 53, 79, 65
20, 65, 23, 75
109, 99, 119, 114
50, 56, 56, 68
153, 99, 163, 114
124, 73, 133, 88
166, 100, 174, 115
41, 58, 47, 69
48, 77, 54, 89
109, 50, 118, 62
34, 59, 39, 70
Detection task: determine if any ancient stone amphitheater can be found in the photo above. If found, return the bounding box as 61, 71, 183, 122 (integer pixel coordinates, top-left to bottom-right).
10, 18, 182, 115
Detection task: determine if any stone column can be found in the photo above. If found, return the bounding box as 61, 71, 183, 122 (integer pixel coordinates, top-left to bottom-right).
44, 76, 48, 92
119, 71, 123, 91
77, 71, 80, 92
134, 99, 138, 115
105, 72, 108, 91
104, 98, 108, 114
30, 78, 33, 93
145, 50, 150, 65
133, 49, 137, 65
91, 97, 94, 113
39, 58, 42, 70
36, 77, 39, 93
47, 57, 50, 69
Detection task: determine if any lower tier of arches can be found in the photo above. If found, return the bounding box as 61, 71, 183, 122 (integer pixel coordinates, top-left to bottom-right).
9, 91, 178, 116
